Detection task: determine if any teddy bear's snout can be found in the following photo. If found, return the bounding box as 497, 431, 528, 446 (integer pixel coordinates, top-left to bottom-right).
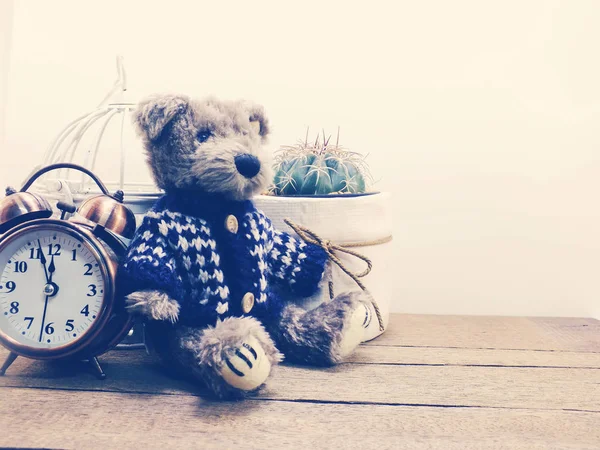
234, 153, 261, 178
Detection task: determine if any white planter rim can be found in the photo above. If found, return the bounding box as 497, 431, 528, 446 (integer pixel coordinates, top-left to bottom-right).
263, 192, 380, 199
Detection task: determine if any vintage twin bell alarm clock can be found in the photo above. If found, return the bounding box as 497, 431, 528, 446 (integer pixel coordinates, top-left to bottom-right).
0, 163, 136, 378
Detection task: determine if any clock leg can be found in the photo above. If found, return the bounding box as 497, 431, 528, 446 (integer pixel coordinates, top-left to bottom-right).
88, 356, 106, 380
0, 352, 18, 376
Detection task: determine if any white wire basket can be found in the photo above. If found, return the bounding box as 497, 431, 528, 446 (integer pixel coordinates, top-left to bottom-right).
26, 56, 160, 218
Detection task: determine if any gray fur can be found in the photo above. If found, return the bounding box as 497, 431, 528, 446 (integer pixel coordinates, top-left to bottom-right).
130, 93, 368, 400
189, 316, 282, 399
135, 94, 190, 141
125, 290, 180, 323
269, 290, 369, 365
133, 94, 272, 199
144, 317, 281, 400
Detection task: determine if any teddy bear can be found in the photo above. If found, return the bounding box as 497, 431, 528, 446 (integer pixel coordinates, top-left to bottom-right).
118, 94, 370, 399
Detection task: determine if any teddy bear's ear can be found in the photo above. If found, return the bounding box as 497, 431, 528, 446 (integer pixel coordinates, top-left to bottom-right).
134, 94, 190, 141
245, 103, 270, 139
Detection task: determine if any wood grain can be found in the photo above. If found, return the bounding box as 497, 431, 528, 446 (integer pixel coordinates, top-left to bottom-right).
369, 315, 600, 352
1, 388, 599, 450
1, 347, 598, 411
1, 314, 599, 449
350, 345, 600, 368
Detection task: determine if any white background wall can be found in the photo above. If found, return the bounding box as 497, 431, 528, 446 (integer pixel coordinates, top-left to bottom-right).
0, 0, 599, 318
0, 0, 14, 154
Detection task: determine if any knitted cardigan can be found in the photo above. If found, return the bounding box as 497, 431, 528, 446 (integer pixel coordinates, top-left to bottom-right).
119, 191, 328, 327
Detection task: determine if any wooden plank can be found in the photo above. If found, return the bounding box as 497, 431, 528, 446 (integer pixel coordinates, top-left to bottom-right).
349, 345, 600, 368
1, 388, 598, 450
263, 365, 600, 413
1, 347, 598, 412
368, 315, 600, 352
4, 340, 598, 377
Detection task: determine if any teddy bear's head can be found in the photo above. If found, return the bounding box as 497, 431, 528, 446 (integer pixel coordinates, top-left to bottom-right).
134, 94, 272, 201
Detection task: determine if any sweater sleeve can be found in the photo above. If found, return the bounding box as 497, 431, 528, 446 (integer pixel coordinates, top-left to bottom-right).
262, 214, 329, 297
118, 212, 183, 300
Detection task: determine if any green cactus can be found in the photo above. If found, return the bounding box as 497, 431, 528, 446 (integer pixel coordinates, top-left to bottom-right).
271, 130, 372, 196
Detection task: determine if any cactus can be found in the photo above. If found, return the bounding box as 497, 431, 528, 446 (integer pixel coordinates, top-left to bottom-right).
271, 129, 372, 196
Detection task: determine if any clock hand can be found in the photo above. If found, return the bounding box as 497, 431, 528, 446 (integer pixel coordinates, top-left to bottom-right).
37, 239, 49, 283
38, 295, 50, 343
39, 255, 55, 343
48, 255, 56, 284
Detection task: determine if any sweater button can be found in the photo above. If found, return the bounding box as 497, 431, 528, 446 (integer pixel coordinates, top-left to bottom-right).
242, 292, 255, 313
225, 215, 239, 234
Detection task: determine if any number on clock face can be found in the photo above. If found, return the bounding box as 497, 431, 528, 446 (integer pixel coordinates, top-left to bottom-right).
0, 228, 105, 349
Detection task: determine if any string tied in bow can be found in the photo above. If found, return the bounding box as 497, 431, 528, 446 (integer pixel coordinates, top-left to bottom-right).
284, 218, 386, 332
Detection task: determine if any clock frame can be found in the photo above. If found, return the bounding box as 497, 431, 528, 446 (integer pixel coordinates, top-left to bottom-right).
0, 163, 137, 379
0, 219, 131, 361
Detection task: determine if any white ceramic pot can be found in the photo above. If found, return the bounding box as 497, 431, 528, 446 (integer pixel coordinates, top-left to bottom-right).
254, 192, 393, 341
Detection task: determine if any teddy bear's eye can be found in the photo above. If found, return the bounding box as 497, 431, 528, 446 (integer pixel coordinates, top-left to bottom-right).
196, 129, 212, 143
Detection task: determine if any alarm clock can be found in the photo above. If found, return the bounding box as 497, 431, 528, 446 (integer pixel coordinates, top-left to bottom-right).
0, 163, 137, 379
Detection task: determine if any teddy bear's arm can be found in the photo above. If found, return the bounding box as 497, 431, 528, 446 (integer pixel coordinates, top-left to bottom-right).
266, 228, 329, 297
125, 289, 181, 323
119, 213, 183, 304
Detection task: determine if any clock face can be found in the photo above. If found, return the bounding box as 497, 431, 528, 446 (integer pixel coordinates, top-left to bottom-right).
0, 224, 108, 353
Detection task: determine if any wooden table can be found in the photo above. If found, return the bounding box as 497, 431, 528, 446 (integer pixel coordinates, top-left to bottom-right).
0, 314, 599, 449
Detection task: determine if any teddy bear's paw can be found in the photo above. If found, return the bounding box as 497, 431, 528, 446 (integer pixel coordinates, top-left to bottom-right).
219, 336, 272, 391
274, 290, 369, 366
126, 290, 180, 323
191, 316, 282, 398
337, 302, 369, 359
323, 290, 370, 362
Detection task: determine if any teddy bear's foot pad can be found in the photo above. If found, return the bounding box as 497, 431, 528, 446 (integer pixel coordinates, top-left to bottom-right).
337, 303, 369, 359
220, 336, 272, 391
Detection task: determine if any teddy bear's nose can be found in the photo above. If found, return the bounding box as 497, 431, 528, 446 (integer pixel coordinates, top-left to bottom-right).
234, 154, 261, 178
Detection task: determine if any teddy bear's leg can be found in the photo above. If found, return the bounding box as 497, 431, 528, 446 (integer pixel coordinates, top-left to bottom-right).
145, 316, 283, 399
268, 290, 370, 366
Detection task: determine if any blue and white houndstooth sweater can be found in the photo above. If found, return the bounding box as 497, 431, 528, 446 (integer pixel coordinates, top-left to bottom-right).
119, 191, 328, 327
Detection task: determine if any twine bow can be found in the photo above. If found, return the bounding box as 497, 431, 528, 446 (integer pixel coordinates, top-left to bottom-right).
284, 218, 388, 332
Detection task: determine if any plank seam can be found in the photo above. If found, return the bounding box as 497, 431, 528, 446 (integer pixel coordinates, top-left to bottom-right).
1, 384, 598, 414
344, 362, 600, 369
254, 397, 600, 414
362, 344, 600, 354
